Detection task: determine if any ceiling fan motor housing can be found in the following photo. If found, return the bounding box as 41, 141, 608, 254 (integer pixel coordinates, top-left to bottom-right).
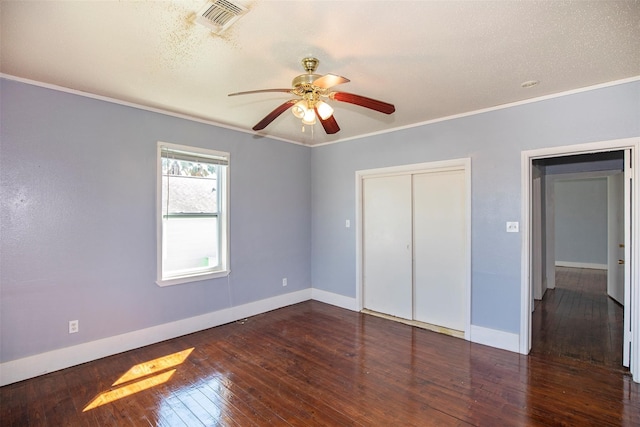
292, 73, 322, 89
292, 57, 322, 89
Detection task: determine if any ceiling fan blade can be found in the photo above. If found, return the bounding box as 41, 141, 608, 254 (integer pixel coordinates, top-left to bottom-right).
330, 92, 395, 114
312, 74, 350, 89
315, 108, 340, 134
228, 89, 293, 96
252, 100, 297, 131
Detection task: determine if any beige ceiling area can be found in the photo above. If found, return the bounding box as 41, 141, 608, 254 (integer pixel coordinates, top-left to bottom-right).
1, 0, 639, 146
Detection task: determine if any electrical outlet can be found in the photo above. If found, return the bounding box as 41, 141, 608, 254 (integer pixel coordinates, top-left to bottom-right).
69, 320, 79, 334
506, 222, 519, 233
282, 278, 287, 287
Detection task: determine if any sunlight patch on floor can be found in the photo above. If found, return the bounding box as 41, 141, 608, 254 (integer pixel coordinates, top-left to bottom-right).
83, 347, 194, 412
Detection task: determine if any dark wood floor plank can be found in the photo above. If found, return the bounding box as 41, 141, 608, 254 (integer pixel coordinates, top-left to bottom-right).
238, 307, 474, 425
61, 363, 103, 426
2, 299, 639, 426
0, 380, 29, 427
213, 340, 354, 426
532, 266, 624, 368
33, 370, 80, 426
182, 386, 244, 427
198, 367, 290, 426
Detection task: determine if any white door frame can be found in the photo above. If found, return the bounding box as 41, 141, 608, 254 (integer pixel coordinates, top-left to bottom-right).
520, 137, 640, 382
355, 158, 472, 340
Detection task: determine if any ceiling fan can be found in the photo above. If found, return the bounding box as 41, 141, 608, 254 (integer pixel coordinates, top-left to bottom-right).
228, 57, 395, 134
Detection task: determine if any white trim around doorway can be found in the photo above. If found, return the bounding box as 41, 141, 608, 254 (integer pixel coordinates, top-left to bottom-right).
520, 137, 640, 383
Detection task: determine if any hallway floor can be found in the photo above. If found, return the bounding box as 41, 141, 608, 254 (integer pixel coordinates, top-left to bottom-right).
531, 266, 625, 369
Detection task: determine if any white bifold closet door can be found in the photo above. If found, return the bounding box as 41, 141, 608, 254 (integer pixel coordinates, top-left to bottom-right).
363, 168, 466, 332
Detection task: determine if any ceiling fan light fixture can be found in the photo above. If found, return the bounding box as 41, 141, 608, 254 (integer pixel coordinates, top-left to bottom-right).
302, 108, 317, 125
292, 100, 307, 118
316, 101, 334, 120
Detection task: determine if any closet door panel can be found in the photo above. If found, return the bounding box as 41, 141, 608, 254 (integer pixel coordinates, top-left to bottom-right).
362, 175, 413, 319
413, 170, 466, 331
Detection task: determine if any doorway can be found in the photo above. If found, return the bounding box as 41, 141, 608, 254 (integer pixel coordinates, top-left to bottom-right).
521, 138, 640, 383
530, 152, 625, 368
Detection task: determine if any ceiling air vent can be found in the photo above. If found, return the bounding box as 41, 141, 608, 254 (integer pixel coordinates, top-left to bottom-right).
196, 0, 248, 34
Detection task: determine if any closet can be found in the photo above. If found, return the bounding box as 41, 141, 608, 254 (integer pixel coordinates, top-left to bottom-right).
362, 161, 468, 333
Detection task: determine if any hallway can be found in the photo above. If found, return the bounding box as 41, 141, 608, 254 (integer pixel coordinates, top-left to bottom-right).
531, 266, 625, 369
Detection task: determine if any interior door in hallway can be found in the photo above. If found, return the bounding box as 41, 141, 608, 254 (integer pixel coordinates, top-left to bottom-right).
607, 172, 625, 305
413, 169, 466, 331
623, 149, 632, 368
608, 150, 632, 368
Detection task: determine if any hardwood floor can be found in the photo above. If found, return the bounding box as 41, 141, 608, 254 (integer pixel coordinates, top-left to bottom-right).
2, 300, 639, 426
531, 267, 624, 368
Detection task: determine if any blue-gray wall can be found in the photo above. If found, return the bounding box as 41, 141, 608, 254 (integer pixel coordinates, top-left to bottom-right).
2, 78, 639, 363
554, 178, 609, 265
311, 80, 640, 334
0, 79, 311, 362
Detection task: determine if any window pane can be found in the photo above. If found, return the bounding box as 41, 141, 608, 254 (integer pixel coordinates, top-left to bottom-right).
162, 217, 219, 276
161, 159, 218, 214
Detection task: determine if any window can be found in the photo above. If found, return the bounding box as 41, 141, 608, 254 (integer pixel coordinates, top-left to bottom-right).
157, 142, 229, 286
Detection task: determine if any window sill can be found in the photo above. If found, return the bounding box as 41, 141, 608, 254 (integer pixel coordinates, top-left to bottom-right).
156, 270, 229, 287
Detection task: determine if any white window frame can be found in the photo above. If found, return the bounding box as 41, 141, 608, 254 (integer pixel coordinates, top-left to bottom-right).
156, 141, 230, 287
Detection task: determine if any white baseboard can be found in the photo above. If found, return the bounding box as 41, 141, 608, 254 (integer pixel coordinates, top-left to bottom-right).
311, 288, 358, 311
470, 325, 520, 353
555, 261, 607, 270
0, 288, 311, 386
1, 288, 521, 386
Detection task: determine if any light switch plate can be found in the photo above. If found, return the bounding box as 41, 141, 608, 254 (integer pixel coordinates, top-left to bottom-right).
506, 222, 519, 233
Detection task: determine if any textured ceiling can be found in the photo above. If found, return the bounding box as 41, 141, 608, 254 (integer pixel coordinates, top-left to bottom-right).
1, 0, 639, 146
